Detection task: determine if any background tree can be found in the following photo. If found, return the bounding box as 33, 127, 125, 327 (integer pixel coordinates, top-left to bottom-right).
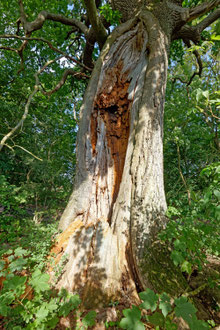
0, 0, 219, 311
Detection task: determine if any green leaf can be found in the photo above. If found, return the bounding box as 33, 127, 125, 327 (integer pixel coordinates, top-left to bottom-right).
159, 301, 172, 317
174, 239, 186, 252
174, 296, 197, 324
35, 305, 49, 321
139, 288, 158, 312
181, 260, 192, 275
147, 312, 165, 327
3, 275, 26, 291
119, 305, 144, 330
9, 257, 27, 272
213, 189, 220, 201
30, 269, 50, 292
188, 315, 209, 330
69, 294, 81, 309
211, 35, 220, 41
82, 310, 97, 327
1, 291, 15, 304
170, 250, 184, 266
58, 295, 81, 317
0, 303, 9, 316
47, 316, 59, 328
47, 299, 58, 312
165, 319, 178, 330
202, 90, 209, 99
0, 260, 5, 271
159, 292, 172, 317
14, 247, 28, 257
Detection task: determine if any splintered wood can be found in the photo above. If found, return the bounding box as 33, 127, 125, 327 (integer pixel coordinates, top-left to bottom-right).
91, 61, 131, 220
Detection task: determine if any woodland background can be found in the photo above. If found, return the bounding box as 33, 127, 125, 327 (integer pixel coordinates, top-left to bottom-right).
0, 0, 219, 329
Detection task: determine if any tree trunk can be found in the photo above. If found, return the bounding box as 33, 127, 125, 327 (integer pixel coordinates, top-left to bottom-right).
51, 11, 183, 308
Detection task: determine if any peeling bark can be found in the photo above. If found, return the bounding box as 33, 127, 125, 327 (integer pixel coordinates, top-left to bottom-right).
52, 11, 176, 308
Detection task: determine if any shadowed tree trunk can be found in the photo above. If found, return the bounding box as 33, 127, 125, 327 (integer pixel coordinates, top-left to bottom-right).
48, 0, 220, 308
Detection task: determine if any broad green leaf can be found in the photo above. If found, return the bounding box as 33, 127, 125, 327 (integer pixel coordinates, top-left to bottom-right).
1, 291, 15, 304
3, 275, 26, 291
9, 258, 27, 272
165, 319, 178, 330
174, 296, 197, 324
58, 295, 81, 317
139, 289, 158, 312
188, 315, 209, 330
159, 301, 172, 317
147, 312, 165, 327
14, 247, 28, 257
30, 269, 50, 292
119, 305, 144, 330
0, 260, 5, 271
211, 35, 220, 40
69, 294, 81, 308
213, 190, 220, 201
174, 239, 186, 252
170, 250, 184, 266
47, 316, 59, 328
47, 299, 58, 311
181, 260, 192, 275
35, 305, 49, 320
0, 303, 9, 316
82, 310, 97, 327
202, 90, 209, 99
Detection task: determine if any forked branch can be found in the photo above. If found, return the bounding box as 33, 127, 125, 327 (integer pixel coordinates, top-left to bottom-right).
187, 0, 220, 22
41, 69, 90, 96
172, 0, 220, 43
84, 0, 107, 48
0, 82, 39, 152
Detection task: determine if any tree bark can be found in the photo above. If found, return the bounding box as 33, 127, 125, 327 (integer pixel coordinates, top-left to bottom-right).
51, 9, 184, 308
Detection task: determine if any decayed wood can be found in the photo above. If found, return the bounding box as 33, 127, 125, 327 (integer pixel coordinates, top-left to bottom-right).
52, 10, 170, 307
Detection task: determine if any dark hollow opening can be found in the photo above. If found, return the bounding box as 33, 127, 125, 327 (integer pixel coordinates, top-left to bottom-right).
106, 105, 118, 114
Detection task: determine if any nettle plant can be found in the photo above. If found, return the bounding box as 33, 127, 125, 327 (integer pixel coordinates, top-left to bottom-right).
0, 248, 96, 329
119, 288, 209, 330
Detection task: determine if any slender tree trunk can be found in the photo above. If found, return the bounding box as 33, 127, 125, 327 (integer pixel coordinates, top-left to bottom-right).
51, 12, 181, 308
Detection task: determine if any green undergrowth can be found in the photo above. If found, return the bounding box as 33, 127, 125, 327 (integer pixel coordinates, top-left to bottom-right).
119, 289, 209, 330
0, 164, 219, 329
160, 163, 220, 277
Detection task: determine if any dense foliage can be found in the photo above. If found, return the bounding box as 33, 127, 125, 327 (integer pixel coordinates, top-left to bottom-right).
0, 0, 219, 328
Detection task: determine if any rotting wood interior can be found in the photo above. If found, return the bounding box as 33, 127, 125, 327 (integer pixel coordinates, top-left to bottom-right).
91, 61, 131, 223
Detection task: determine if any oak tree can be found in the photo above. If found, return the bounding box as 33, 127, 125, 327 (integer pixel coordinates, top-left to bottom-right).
0, 0, 219, 308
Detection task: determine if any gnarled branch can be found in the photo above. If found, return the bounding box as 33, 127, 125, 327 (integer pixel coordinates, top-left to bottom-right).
187, 0, 220, 23
197, 8, 220, 33
172, 0, 220, 43
18, 0, 89, 36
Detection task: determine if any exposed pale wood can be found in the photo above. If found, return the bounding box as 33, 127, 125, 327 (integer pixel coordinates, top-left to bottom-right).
52, 13, 169, 306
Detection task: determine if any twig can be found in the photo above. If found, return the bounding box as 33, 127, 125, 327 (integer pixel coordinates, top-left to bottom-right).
184, 283, 207, 297
176, 143, 191, 205
5, 143, 43, 161
0, 34, 92, 71
0, 56, 64, 152
41, 70, 89, 96
0, 82, 39, 152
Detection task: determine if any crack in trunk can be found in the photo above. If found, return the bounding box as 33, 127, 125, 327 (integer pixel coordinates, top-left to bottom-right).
92, 61, 131, 223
